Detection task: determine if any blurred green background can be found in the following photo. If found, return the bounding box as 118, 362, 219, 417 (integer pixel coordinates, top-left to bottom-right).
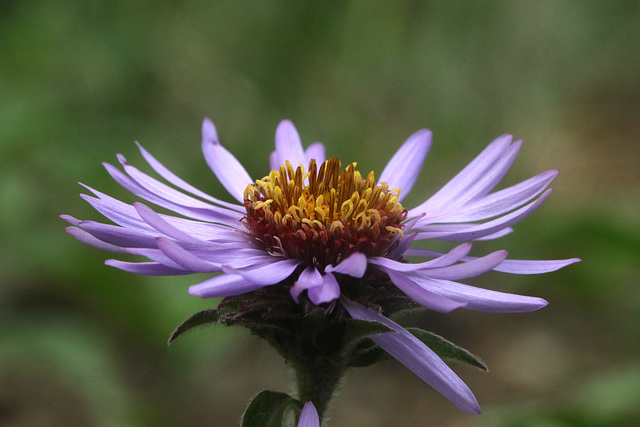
1, 1, 639, 426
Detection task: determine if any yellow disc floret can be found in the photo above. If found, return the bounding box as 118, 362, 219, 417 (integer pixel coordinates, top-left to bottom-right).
243, 157, 407, 268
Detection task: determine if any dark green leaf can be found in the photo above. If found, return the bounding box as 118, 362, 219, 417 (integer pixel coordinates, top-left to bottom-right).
341, 319, 392, 365
241, 390, 302, 427
167, 308, 220, 344
406, 328, 488, 371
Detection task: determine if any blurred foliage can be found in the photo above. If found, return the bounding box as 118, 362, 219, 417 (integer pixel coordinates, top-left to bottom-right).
1, 0, 638, 426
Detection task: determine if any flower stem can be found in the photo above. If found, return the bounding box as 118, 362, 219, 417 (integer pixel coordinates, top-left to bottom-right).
291, 358, 345, 421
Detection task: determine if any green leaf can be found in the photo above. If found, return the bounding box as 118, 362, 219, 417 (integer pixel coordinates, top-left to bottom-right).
241, 390, 303, 427
341, 319, 392, 366
167, 308, 220, 344
406, 328, 488, 371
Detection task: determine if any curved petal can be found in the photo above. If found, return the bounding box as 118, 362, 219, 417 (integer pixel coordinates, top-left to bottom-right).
273, 119, 306, 169
134, 203, 207, 244
379, 129, 432, 202
325, 252, 368, 278
189, 273, 268, 299
408, 250, 508, 280
304, 142, 326, 165
409, 134, 514, 216
414, 190, 553, 241
155, 237, 221, 273
406, 275, 549, 312
105, 259, 189, 275
201, 118, 252, 203
386, 270, 466, 312
341, 298, 481, 414
134, 141, 244, 212
290, 266, 324, 303
308, 273, 340, 304
297, 401, 320, 427
423, 170, 557, 224
221, 258, 299, 285
371, 243, 473, 272
65, 226, 128, 253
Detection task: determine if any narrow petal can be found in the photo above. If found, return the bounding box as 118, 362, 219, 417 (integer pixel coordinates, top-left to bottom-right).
273, 119, 306, 169
189, 273, 268, 299
134, 141, 244, 212
290, 266, 324, 303
308, 273, 340, 304
201, 118, 252, 203
386, 270, 466, 312
409, 135, 513, 217
325, 252, 368, 278
414, 190, 553, 241
489, 257, 581, 274
304, 142, 326, 165
424, 170, 558, 224
370, 243, 473, 272
297, 401, 320, 427
342, 298, 481, 414
406, 275, 549, 312
103, 162, 242, 225
65, 226, 128, 253
105, 259, 189, 275
408, 250, 508, 280
155, 237, 221, 273
221, 258, 299, 285
134, 202, 207, 244
379, 129, 432, 202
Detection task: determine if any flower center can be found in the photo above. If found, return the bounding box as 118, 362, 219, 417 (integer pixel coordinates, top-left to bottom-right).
243, 157, 407, 268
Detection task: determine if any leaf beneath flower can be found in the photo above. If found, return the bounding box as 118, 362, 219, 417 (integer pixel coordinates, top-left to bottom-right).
167, 308, 220, 344
406, 327, 488, 371
241, 390, 302, 427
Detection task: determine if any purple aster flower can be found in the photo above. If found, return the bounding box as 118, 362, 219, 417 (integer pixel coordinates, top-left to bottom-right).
62, 118, 579, 414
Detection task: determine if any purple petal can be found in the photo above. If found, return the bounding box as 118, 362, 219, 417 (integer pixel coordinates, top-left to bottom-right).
155, 237, 221, 273
408, 250, 508, 280
489, 257, 581, 274
103, 162, 242, 225
201, 118, 252, 203
105, 259, 189, 275
134, 141, 244, 212
273, 119, 306, 169
297, 401, 320, 427
424, 170, 557, 224
341, 298, 481, 414
134, 203, 206, 244
304, 142, 326, 165
189, 273, 268, 299
406, 275, 549, 312
79, 187, 154, 231
308, 273, 340, 304
65, 226, 128, 253
386, 270, 467, 312
221, 258, 299, 285
370, 243, 472, 272
325, 252, 368, 277
68, 219, 159, 248
290, 266, 324, 303
414, 190, 553, 241
379, 129, 432, 202
409, 135, 514, 217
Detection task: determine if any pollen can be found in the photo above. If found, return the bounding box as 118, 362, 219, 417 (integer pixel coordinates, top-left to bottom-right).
243, 157, 407, 267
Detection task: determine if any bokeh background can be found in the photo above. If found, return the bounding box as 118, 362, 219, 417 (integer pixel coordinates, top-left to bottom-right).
2, 1, 639, 426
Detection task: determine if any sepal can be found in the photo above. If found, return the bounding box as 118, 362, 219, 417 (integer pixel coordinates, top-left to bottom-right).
168, 308, 219, 344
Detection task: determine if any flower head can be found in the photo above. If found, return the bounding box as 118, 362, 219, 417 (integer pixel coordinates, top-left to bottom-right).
63, 118, 579, 414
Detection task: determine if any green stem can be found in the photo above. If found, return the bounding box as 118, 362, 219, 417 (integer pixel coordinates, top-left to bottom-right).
291, 358, 345, 422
